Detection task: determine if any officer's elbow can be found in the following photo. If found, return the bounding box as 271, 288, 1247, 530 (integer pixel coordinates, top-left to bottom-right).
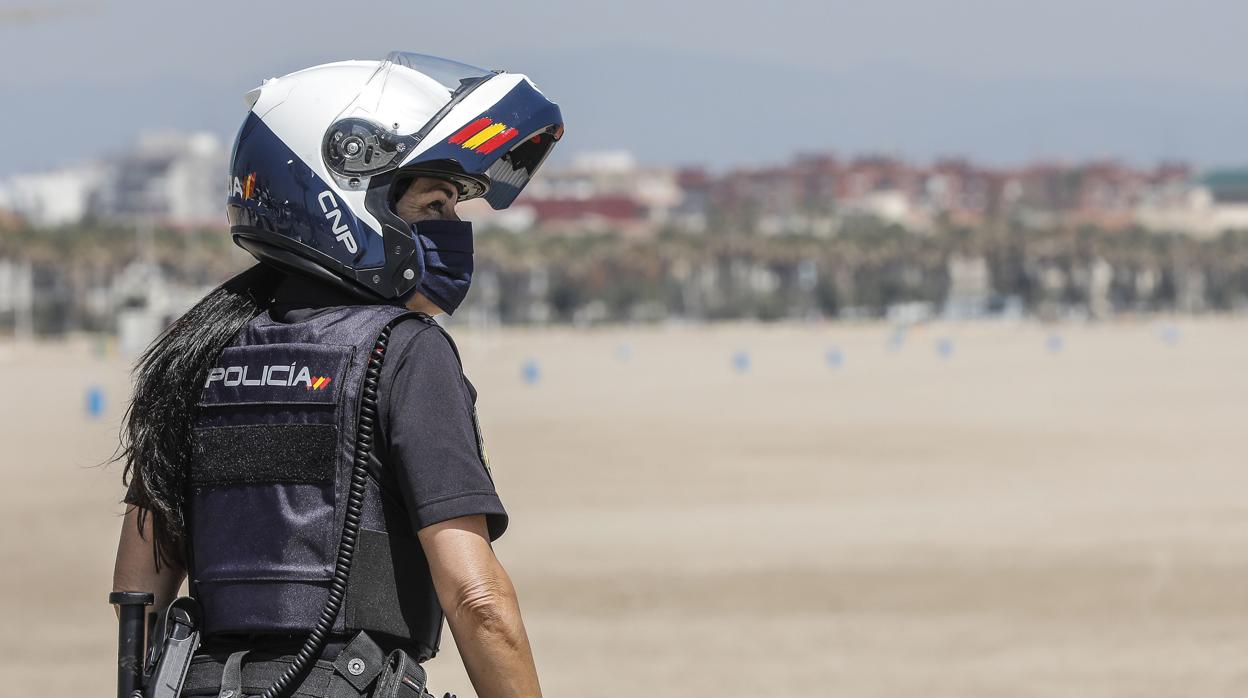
451, 576, 514, 638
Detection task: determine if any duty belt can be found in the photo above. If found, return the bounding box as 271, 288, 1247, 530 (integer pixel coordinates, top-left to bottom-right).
181, 632, 435, 698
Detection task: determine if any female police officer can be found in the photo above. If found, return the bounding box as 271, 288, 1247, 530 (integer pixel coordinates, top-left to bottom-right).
111, 52, 563, 698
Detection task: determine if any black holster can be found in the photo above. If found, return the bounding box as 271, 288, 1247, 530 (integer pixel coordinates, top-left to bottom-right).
180, 631, 436, 698
144, 597, 202, 698
372, 647, 432, 698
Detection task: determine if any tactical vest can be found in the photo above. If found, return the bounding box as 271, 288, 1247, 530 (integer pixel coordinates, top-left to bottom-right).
188, 304, 444, 661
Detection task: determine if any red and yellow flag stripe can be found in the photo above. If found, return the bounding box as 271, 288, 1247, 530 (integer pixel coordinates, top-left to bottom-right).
448, 118, 520, 155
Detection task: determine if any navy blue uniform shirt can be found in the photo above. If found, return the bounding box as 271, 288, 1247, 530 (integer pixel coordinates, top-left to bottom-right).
268, 274, 508, 541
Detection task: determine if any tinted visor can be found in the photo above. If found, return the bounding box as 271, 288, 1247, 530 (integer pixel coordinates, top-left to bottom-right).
484, 128, 562, 209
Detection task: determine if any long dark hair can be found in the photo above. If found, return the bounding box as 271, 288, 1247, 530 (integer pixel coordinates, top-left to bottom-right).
117, 262, 283, 569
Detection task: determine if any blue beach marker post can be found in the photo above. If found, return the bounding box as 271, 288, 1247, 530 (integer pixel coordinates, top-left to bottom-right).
1046, 332, 1064, 354
521, 359, 541, 385
85, 385, 106, 419
887, 326, 906, 353
1158, 324, 1181, 346
732, 350, 751, 374
825, 346, 844, 369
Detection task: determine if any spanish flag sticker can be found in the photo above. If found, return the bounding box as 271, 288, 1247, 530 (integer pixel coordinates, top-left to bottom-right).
308, 376, 332, 391
448, 117, 520, 155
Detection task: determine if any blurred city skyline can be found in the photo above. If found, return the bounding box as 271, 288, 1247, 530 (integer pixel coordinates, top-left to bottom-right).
7, 128, 1248, 238
4, 0, 1248, 176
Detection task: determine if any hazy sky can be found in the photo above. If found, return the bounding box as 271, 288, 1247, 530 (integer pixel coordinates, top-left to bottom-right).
3, 0, 1248, 175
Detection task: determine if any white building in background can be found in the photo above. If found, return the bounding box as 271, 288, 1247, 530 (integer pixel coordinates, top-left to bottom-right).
841, 189, 921, 229
0, 164, 106, 227
91, 131, 228, 225
943, 254, 992, 319
1134, 185, 1238, 238
0, 259, 34, 339
1135, 171, 1248, 238
0, 131, 228, 228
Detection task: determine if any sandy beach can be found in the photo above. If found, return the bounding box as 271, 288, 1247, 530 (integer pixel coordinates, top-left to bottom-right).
3, 317, 1247, 697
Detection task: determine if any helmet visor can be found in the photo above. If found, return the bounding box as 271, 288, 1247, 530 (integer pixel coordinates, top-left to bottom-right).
484, 127, 562, 209
323, 52, 495, 179
384, 52, 494, 93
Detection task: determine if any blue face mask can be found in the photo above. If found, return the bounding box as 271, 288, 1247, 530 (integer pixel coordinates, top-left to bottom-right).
409, 219, 474, 315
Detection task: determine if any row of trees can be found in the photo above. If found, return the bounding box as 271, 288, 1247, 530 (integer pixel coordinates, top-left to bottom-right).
467, 222, 1248, 323
1, 219, 1246, 334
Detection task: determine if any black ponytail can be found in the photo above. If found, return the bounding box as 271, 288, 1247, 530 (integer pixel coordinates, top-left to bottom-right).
116, 262, 283, 569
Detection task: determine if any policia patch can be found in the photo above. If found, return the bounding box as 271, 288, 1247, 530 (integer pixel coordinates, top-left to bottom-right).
199, 343, 349, 405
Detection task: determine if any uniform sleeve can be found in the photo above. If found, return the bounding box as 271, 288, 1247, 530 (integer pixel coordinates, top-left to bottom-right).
380, 324, 508, 541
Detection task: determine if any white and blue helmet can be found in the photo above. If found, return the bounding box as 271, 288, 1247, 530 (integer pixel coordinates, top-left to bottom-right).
227, 51, 563, 300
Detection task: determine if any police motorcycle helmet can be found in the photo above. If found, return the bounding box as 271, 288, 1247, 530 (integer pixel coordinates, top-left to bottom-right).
227, 51, 564, 301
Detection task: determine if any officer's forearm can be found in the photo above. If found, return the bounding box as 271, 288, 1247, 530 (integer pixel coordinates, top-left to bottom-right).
113, 506, 186, 620
445, 573, 541, 698
419, 516, 541, 697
